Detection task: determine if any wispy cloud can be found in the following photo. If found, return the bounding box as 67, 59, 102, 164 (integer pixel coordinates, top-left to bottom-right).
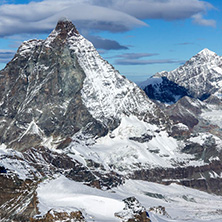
176, 42, 195, 45
0, 0, 146, 37
192, 13, 216, 27
0, 49, 15, 63
115, 59, 185, 66
86, 35, 128, 50
113, 52, 185, 65
92, 0, 215, 21
115, 53, 159, 59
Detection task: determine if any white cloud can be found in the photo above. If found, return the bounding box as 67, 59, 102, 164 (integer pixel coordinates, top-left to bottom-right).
192, 13, 216, 27
0, 0, 147, 37
0, 0, 216, 37
0, 49, 16, 63
91, 0, 215, 20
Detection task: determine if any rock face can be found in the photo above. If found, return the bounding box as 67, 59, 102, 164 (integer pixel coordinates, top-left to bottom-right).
166, 96, 205, 129
132, 160, 222, 195
0, 20, 109, 151
0, 19, 166, 151
141, 76, 189, 104
0, 174, 38, 221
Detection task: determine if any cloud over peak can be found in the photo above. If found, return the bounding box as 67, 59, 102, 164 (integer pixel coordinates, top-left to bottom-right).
0, 0, 216, 37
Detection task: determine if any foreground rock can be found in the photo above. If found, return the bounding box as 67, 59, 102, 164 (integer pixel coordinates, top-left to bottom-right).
30, 210, 85, 222
115, 197, 151, 222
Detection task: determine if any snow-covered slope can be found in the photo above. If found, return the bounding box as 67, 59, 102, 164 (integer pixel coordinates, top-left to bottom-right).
68, 35, 156, 124
66, 115, 200, 174
36, 175, 222, 222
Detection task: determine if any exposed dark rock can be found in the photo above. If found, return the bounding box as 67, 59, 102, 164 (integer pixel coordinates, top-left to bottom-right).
115, 196, 151, 222
169, 123, 190, 139
0, 174, 39, 222
0, 166, 7, 173
131, 160, 222, 195
23, 147, 123, 189
31, 210, 85, 222
182, 139, 222, 163
149, 206, 170, 218
56, 137, 72, 149
165, 96, 204, 129
143, 77, 189, 104
129, 134, 153, 143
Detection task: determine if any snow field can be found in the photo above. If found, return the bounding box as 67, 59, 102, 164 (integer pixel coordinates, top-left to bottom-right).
37, 176, 222, 222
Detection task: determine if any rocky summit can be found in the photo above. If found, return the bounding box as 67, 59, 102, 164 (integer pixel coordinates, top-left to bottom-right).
1, 20, 222, 222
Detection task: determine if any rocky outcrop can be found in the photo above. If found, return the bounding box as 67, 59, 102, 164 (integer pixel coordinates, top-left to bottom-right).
23, 146, 123, 189
115, 197, 151, 222
165, 96, 205, 129
0, 174, 39, 221
31, 210, 85, 222
132, 160, 222, 195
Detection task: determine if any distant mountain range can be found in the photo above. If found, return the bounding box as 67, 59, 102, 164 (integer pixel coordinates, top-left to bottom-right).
1, 20, 222, 222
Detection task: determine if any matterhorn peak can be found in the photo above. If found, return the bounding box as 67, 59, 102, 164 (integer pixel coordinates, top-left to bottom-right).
55, 18, 79, 36
44, 19, 79, 46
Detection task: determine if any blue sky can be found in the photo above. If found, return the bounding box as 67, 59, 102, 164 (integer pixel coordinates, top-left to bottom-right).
0, 0, 221, 82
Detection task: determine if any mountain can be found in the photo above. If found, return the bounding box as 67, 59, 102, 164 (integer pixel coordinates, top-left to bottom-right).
154, 48, 222, 100
0, 19, 166, 152
140, 48, 222, 133
1, 20, 222, 222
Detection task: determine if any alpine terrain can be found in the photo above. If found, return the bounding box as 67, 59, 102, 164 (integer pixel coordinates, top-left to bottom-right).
1, 19, 222, 222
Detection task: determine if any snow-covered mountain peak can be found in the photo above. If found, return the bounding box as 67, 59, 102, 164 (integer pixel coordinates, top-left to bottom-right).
149, 49, 222, 99
198, 48, 216, 57
192, 48, 219, 63
185, 48, 220, 67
